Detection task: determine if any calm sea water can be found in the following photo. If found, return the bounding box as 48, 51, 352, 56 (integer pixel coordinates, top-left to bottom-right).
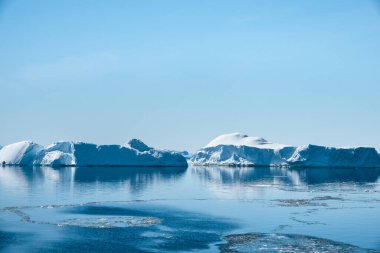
0, 165, 380, 252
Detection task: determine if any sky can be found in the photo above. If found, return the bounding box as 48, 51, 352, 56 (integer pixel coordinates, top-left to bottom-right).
0, 0, 379, 152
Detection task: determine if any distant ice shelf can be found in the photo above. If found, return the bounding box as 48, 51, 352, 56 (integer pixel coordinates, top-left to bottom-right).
190, 133, 380, 167
0, 139, 188, 167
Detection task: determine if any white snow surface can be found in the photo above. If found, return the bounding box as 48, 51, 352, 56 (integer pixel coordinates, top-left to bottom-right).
192, 133, 380, 167
0, 141, 44, 165
205, 133, 290, 149
0, 140, 187, 167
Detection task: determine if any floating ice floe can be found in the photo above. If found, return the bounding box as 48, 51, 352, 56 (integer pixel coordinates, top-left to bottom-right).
57, 216, 161, 228
219, 232, 375, 253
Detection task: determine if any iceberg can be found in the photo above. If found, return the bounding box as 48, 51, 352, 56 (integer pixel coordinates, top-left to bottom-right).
287, 144, 380, 167
0, 140, 187, 167
191, 133, 380, 167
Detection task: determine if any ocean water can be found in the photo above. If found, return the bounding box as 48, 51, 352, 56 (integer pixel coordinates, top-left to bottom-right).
0, 165, 380, 252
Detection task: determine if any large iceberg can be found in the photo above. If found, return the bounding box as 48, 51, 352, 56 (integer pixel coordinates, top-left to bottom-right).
191, 133, 380, 167
0, 140, 187, 167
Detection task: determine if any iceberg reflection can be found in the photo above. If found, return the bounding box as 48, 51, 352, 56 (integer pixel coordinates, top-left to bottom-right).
0, 166, 187, 195
192, 166, 380, 186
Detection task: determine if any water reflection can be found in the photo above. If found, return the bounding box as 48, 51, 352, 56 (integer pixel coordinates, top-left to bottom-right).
73, 166, 187, 193
2, 166, 380, 193
192, 166, 380, 186
72, 166, 186, 182
0, 166, 187, 195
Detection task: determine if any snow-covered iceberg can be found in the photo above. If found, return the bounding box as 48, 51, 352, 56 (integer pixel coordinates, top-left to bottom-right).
0, 140, 188, 167
191, 133, 380, 167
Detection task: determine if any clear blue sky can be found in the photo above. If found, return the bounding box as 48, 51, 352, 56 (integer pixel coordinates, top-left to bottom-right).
0, 0, 379, 152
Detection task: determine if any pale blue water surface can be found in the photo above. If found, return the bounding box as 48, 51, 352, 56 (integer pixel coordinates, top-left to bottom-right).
0, 166, 380, 252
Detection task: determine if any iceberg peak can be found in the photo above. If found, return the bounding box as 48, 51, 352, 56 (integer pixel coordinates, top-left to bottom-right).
126, 139, 153, 152
204, 133, 288, 149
